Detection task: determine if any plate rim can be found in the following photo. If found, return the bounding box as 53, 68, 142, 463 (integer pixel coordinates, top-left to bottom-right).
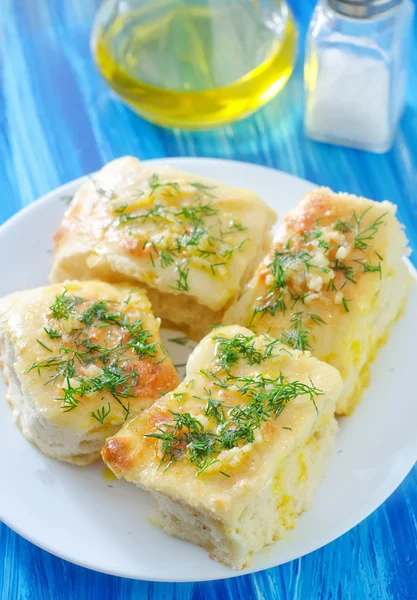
0, 156, 416, 582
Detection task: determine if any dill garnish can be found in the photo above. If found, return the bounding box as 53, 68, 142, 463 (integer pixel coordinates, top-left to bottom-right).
172, 260, 190, 292
145, 332, 322, 475
79, 300, 115, 326
303, 228, 322, 242
204, 397, 226, 424
278, 312, 311, 352
250, 247, 330, 325
333, 259, 357, 289
327, 278, 337, 291
44, 326, 62, 339
353, 208, 387, 251
317, 238, 330, 251
189, 182, 217, 198
110, 174, 247, 293
250, 204, 387, 346
342, 297, 350, 313
308, 313, 327, 326
334, 219, 352, 233
36, 339, 52, 352
214, 333, 264, 371
270, 252, 287, 289
146, 335, 322, 475
49, 287, 82, 321
29, 288, 161, 422
359, 259, 382, 279
92, 403, 111, 424
148, 174, 179, 196
160, 249, 175, 269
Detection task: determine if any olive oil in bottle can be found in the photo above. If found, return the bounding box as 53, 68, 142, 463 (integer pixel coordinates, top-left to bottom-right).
91, 0, 297, 129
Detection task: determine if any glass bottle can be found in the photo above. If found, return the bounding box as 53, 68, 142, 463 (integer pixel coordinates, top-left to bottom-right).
304, 0, 414, 153
91, 0, 297, 129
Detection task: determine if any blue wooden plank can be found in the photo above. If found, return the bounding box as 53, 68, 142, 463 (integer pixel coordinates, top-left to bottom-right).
0, 0, 416, 598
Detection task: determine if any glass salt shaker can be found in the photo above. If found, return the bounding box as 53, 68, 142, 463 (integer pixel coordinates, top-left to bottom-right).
304, 0, 414, 153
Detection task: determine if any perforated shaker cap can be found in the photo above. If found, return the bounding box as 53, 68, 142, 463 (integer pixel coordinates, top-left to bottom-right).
328, 0, 403, 18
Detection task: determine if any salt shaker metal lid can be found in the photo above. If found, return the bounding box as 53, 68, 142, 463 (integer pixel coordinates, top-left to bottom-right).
328, 0, 403, 18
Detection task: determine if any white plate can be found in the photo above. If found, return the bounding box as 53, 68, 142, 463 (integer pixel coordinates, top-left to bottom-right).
0, 158, 416, 582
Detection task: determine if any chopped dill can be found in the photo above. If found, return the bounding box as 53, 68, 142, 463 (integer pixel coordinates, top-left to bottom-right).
204, 398, 226, 424
278, 312, 311, 352
172, 260, 190, 292
270, 252, 287, 289
262, 337, 284, 359
332, 259, 357, 288
110, 176, 249, 292
223, 220, 247, 234
334, 219, 352, 233
304, 228, 322, 242
148, 173, 179, 196
356, 259, 383, 279
49, 287, 82, 321
36, 339, 52, 352
44, 327, 62, 339
28, 288, 161, 421
327, 278, 337, 292
308, 313, 327, 326
210, 262, 226, 275
190, 182, 217, 197
79, 300, 115, 327
160, 249, 175, 269
214, 333, 264, 371
246, 205, 387, 374
353, 208, 387, 251
92, 402, 112, 424
146, 337, 322, 475
317, 238, 330, 251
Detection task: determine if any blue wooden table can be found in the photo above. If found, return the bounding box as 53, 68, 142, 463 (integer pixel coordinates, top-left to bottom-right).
1, 1, 416, 598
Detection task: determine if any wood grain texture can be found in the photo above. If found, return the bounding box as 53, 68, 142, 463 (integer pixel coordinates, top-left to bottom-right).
0, 0, 416, 598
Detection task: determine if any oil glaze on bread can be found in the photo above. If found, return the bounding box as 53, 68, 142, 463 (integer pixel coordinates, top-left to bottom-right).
224, 188, 410, 414
51, 157, 277, 340
0, 280, 179, 465
102, 325, 342, 569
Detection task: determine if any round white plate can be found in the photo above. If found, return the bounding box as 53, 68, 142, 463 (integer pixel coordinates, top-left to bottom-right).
0, 158, 416, 582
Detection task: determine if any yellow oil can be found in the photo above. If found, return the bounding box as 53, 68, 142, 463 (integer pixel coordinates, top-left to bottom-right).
102, 466, 117, 482
92, 1, 297, 129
